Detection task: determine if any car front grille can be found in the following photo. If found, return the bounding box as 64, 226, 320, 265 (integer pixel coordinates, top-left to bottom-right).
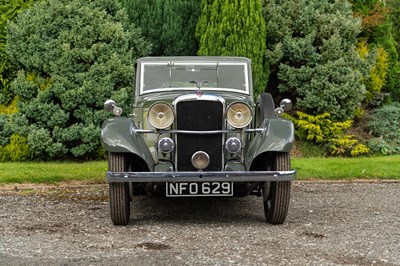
176, 100, 223, 171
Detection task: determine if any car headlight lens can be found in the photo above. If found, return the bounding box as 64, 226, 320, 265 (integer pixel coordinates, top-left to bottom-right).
147, 102, 174, 129
226, 102, 252, 128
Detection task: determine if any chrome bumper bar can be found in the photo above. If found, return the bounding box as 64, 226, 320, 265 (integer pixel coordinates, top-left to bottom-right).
106, 170, 296, 183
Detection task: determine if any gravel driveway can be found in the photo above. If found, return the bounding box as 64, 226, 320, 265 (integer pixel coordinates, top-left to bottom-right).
0, 181, 399, 265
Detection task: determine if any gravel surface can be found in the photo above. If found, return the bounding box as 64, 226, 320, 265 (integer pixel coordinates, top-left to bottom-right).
0, 181, 399, 266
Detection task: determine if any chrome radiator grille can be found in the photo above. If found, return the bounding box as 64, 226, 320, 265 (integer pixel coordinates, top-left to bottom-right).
176, 100, 223, 171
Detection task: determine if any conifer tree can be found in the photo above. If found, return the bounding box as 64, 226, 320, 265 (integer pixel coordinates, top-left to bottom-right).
120, 0, 200, 56
387, 0, 400, 55
349, 0, 400, 102
5, 0, 151, 160
196, 0, 267, 96
0, 0, 38, 106
263, 0, 367, 120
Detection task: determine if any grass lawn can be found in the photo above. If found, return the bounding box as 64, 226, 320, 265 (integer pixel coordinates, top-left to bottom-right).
293, 155, 400, 180
0, 155, 399, 184
0, 161, 107, 184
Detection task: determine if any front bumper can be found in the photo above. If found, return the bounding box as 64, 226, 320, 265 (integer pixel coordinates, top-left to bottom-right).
106, 170, 296, 183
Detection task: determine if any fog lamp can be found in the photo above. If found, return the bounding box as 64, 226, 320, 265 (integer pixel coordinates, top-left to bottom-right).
226, 102, 252, 128
225, 137, 242, 153
158, 137, 174, 153
148, 102, 174, 129
191, 151, 210, 170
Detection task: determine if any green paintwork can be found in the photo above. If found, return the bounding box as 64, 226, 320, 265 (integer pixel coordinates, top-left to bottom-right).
225, 160, 246, 171
102, 56, 295, 174
154, 161, 174, 172
244, 118, 295, 169
101, 117, 154, 170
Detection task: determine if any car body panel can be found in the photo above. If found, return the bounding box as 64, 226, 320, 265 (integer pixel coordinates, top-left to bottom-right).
101, 56, 296, 183
101, 117, 154, 170
244, 118, 295, 169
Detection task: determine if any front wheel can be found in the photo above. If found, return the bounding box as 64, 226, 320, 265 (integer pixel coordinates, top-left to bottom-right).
263, 153, 292, 224
108, 153, 131, 225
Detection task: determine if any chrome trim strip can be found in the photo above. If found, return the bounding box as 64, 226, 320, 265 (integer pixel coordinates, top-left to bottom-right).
106, 170, 296, 183
131, 128, 265, 135
171, 94, 226, 106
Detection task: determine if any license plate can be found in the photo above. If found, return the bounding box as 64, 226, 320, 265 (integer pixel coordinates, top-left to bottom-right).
166, 182, 233, 197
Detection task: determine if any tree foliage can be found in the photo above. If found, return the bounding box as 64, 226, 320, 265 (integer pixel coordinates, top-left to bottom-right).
349, 0, 400, 102
387, 0, 400, 55
0, 134, 32, 162
0, 0, 38, 106
357, 40, 389, 103
367, 103, 400, 155
5, 0, 151, 160
285, 112, 369, 157
263, 0, 367, 120
196, 0, 267, 96
120, 0, 200, 56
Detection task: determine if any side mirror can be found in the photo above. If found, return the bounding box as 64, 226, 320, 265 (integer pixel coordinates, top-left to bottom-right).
104, 100, 117, 112
280, 99, 292, 112
104, 99, 122, 117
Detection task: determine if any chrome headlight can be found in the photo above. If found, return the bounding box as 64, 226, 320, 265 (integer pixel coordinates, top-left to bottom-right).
147, 102, 174, 129
226, 102, 252, 128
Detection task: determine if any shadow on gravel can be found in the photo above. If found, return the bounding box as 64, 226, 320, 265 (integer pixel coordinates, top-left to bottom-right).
130, 196, 267, 225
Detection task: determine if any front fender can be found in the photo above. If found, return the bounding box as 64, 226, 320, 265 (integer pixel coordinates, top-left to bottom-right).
244, 118, 294, 169
101, 117, 154, 170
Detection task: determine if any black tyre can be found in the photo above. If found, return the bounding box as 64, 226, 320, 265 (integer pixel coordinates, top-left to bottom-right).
263, 152, 292, 224
255, 93, 275, 127
109, 153, 131, 225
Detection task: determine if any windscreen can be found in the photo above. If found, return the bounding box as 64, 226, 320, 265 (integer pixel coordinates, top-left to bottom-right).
140, 62, 248, 94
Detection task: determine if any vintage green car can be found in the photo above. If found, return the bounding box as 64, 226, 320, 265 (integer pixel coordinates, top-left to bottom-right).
102, 56, 296, 225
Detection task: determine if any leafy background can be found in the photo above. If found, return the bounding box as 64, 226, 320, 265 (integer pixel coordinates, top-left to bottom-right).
0, 0, 399, 161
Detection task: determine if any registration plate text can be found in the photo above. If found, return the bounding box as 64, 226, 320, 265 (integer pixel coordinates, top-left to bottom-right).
166, 182, 233, 197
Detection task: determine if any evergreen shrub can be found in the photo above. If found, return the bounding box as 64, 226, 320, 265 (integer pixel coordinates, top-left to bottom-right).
263, 0, 368, 120
5, 0, 151, 160
367, 103, 400, 155
0, 134, 33, 162
286, 112, 369, 157
121, 0, 200, 56
0, 0, 38, 105
357, 40, 389, 103
196, 0, 267, 96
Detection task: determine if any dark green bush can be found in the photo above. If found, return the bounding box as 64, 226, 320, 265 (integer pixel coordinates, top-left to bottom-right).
5, 0, 151, 160
263, 0, 368, 120
0, 114, 13, 146
196, 0, 267, 96
367, 103, 400, 155
0, 0, 38, 106
121, 0, 200, 56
